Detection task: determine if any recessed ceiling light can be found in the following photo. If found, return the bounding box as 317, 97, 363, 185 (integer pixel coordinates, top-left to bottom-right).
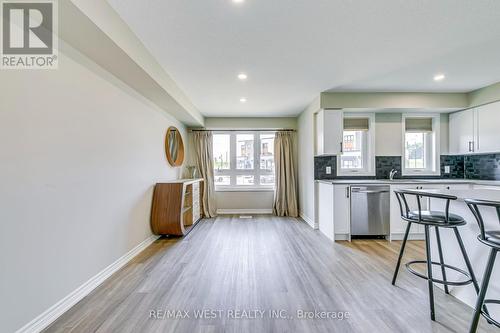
232, 0, 244, 3
238, 73, 247, 80
240, 97, 247, 103
434, 74, 445, 81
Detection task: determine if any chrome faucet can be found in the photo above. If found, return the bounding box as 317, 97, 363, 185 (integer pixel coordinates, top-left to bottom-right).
389, 169, 398, 180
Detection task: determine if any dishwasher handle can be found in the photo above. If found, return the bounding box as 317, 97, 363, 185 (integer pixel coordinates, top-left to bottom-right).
351, 187, 389, 194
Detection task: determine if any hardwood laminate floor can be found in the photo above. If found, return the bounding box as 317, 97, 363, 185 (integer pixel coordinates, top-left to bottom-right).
45, 216, 497, 333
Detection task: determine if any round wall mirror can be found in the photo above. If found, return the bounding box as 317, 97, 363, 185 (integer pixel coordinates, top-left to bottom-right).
165, 127, 184, 167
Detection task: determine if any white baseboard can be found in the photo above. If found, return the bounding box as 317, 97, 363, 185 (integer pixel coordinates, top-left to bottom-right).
334, 234, 350, 241
16, 234, 160, 333
217, 209, 272, 215
299, 211, 317, 229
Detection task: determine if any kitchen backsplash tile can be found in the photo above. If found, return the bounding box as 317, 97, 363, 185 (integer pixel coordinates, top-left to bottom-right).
315, 154, 500, 180
440, 155, 465, 179
314, 155, 337, 180
375, 156, 401, 179
465, 154, 500, 180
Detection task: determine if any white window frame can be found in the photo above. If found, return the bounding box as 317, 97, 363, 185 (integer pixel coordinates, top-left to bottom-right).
401, 113, 441, 176
213, 131, 275, 191
337, 113, 376, 176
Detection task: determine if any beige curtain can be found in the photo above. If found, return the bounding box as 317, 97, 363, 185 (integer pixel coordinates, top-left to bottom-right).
273, 131, 298, 217
193, 131, 217, 217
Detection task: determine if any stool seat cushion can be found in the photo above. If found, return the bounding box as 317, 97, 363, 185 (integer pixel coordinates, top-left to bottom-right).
485, 231, 500, 246
407, 210, 465, 225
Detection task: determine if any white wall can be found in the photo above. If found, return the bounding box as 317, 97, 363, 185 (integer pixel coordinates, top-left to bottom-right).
204, 117, 297, 130
0, 42, 187, 332
375, 113, 403, 156
215, 191, 274, 213
200, 117, 297, 213
375, 112, 449, 155
297, 99, 320, 228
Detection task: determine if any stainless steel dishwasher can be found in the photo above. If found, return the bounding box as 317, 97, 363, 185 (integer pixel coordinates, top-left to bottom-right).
350, 185, 390, 238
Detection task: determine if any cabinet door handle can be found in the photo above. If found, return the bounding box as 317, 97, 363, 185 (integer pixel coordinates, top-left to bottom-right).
346, 186, 350, 198
468, 141, 472, 152
340, 142, 343, 153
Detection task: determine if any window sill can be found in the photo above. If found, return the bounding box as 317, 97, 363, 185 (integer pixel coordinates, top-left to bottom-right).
337, 171, 375, 177
215, 186, 275, 192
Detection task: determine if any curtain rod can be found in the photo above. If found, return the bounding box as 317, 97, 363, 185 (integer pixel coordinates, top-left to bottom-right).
188, 128, 296, 132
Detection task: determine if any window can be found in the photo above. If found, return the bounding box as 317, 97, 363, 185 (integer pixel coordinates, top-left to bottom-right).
405, 132, 425, 169
213, 132, 275, 189
340, 131, 365, 169
337, 114, 375, 176
402, 115, 440, 176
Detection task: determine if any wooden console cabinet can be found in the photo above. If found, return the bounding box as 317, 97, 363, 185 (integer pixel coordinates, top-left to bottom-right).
151, 179, 204, 236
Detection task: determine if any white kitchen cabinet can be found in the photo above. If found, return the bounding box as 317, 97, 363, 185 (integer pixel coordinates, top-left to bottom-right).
333, 184, 350, 240
476, 101, 500, 153
389, 184, 444, 239
449, 108, 475, 154
315, 109, 343, 155
317, 182, 334, 241
449, 101, 500, 155
441, 184, 472, 191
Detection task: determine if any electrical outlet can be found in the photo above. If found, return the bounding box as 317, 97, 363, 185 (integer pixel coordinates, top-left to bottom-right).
326, 166, 332, 174
444, 165, 450, 174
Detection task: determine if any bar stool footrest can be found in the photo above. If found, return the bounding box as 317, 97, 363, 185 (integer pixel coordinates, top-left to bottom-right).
481, 300, 500, 328
405, 260, 473, 286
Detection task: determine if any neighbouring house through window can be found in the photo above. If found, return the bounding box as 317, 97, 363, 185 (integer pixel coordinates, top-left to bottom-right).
338, 114, 375, 176
213, 132, 275, 189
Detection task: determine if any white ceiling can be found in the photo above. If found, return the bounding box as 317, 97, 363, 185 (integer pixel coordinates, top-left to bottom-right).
107, 0, 500, 117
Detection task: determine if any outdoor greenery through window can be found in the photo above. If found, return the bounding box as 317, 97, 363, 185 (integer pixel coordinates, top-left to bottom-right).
402, 115, 440, 176
405, 132, 425, 169
213, 132, 275, 188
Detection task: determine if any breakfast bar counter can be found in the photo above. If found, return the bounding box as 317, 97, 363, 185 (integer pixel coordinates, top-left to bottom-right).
410, 187, 500, 319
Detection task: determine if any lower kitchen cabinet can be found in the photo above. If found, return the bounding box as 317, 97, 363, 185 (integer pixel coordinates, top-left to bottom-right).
389, 183, 472, 240
390, 184, 439, 240
333, 184, 350, 240
317, 182, 334, 241
317, 181, 474, 242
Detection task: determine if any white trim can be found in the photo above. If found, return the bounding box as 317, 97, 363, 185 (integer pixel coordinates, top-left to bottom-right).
15, 235, 160, 333
215, 186, 274, 192
213, 131, 275, 188
217, 208, 273, 215
299, 211, 317, 229
334, 233, 350, 241
337, 113, 376, 176
401, 113, 441, 176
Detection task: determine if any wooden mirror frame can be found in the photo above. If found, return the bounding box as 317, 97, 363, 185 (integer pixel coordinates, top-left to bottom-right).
165, 126, 185, 167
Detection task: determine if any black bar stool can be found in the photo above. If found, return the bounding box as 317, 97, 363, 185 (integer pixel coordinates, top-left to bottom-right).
465, 198, 500, 333
392, 189, 482, 321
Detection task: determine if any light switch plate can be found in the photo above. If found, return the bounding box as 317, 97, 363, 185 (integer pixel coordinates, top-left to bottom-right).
444, 165, 450, 174
326, 166, 332, 174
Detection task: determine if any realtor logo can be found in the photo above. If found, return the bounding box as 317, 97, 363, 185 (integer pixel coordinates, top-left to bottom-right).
1, 0, 58, 69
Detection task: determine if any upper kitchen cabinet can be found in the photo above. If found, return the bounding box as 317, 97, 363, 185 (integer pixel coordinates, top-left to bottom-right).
449, 101, 500, 154
315, 109, 343, 155
449, 108, 475, 154
476, 101, 500, 153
